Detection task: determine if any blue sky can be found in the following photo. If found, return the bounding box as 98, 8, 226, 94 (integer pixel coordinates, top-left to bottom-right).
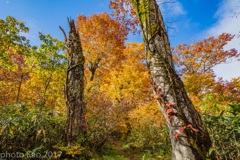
1, 0, 240, 80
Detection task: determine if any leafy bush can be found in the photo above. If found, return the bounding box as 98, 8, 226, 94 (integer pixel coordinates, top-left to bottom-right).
125, 104, 171, 159
203, 104, 240, 160
0, 104, 65, 159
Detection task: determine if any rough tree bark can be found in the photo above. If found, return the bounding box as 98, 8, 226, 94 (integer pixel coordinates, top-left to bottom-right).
59, 18, 86, 145
131, 0, 216, 159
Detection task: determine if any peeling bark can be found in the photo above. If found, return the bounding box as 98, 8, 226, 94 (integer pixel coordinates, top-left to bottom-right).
59, 18, 86, 145
131, 0, 216, 159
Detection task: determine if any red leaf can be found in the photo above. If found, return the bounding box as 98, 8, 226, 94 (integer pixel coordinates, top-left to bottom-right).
174, 131, 179, 139
191, 127, 199, 132
156, 87, 162, 93
179, 126, 186, 132
166, 103, 174, 108
166, 108, 173, 115
80, 115, 85, 119
187, 124, 199, 132
82, 123, 87, 131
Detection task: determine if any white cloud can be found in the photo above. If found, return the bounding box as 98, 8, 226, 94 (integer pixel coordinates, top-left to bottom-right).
207, 0, 240, 81
159, 0, 186, 17
157, 0, 186, 37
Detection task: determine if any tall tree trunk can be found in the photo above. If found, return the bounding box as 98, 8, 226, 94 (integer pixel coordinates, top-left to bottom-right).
60, 18, 86, 145
131, 0, 216, 159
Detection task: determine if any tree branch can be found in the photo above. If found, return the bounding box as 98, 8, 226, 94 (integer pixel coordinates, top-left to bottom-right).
59, 26, 67, 43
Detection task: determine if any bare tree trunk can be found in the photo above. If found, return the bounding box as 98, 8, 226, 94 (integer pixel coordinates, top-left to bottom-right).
42, 72, 53, 106
60, 18, 86, 145
16, 73, 23, 103
131, 0, 216, 159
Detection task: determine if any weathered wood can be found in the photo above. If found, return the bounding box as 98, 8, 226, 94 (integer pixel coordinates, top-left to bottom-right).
60, 18, 86, 145
131, 0, 216, 159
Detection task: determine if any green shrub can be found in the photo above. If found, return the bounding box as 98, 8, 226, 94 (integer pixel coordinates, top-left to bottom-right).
0, 104, 65, 159
203, 104, 240, 160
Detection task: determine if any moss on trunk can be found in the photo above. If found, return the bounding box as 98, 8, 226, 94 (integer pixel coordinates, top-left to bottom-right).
131, 0, 216, 159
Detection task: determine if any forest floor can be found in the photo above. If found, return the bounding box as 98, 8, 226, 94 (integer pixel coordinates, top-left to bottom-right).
91, 141, 169, 160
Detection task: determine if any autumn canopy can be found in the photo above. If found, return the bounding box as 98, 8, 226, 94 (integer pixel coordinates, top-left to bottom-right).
0, 0, 239, 159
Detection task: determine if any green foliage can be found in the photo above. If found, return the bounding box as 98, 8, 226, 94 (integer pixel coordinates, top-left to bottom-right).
203, 104, 240, 160
54, 142, 90, 159
0, 16, 66, 107
37, 32, 66, 70
122, 104, 172, 159
99, 147, 128, 160
0, 102, 94, 159
0, 16, 30, 70
199, 94, 224, 115
26, 32, 67, 107
0, 104, 65, 158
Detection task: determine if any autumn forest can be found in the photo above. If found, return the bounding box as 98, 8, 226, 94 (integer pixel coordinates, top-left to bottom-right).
0, 0, 239, 160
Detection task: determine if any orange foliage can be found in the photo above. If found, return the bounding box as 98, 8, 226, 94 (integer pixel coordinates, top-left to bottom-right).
0, 53, 30, 105
174, 33, 239, 75
109, 0, 139, 33
76, 13, 128, 80
212, 77, 240, 105
173, 33, 240, 109
84, 41, 161, 144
